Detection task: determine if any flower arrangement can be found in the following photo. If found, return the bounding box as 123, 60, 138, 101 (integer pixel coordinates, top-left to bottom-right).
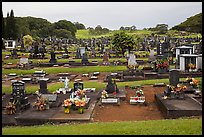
101, 90, 109, 99
75, 89, 86, 99
5, 102, 16, 115
128, 63, 139, 70
135, 89, 144, 97
190, 78, 199, 89
188, 63, 196, 69
186, 77, 199, 88
63, 98, 73, 114
33, 97, 49, 111
156, 60, 169, 69
75, 99, 86, 114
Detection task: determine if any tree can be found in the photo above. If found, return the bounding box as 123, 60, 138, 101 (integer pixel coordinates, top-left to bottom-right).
53, 29, 72, 39
171, 13, 202, 33
74, 22, 86, 30
155, 24, 168, 34
111, 31, 136, 56
23, 35, 33, 48
53, 20, 77, 38
9, 9, 18, 40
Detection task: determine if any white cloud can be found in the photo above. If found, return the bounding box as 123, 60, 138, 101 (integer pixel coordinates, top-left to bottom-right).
2, 2, 202, 30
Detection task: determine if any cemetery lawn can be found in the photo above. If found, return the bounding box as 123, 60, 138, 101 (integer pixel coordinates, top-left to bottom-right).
2, 77, 202, 94
2, 118, 202, 135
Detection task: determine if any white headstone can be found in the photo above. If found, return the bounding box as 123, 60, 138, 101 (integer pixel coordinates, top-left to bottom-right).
20, 57, 29, 64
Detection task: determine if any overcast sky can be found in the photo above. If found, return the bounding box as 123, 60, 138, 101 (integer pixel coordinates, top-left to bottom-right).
2, 2, 202, 30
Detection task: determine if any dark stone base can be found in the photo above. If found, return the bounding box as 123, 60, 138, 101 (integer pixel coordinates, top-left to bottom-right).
155, 93, 202, 119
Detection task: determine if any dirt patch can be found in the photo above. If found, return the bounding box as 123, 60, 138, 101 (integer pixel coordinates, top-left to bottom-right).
92, 86, 166, 122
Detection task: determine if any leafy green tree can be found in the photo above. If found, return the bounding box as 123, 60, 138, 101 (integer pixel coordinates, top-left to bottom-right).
171, 13, 202, 33
74, 22, 86, 30
155, 24, 168, 34
9, 9, 18, 40
111, 31, 136, 56
53, 20, 77, 38
53, 29, 72, 39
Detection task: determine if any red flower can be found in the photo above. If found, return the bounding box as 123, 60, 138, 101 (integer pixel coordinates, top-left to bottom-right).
134, 97, 138, 100
113, 91, 116, 96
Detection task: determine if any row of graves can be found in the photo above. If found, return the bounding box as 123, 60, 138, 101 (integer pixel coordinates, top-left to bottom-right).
2, 67, 202, 126
2, 77, 99, 126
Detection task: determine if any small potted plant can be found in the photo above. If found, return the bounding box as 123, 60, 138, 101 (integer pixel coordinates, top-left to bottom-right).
63, 99, 72, 114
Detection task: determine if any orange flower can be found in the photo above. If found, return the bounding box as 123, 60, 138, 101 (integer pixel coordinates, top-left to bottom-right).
75, 99, 86, 107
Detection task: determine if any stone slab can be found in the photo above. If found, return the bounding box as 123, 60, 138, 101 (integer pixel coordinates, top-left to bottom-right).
155, 93, 202, 118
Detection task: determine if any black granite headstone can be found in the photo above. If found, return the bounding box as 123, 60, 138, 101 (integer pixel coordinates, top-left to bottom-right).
169, 69, 180, 86
10, 80, 30, 111
39, 78, 49, 94
74, 82, 84, 91
105, 76, 119, 94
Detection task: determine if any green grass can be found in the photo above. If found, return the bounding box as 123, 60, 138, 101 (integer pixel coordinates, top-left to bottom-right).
2, 118, 202, 135
2, 77, 202, 94
2, 65, 127, 75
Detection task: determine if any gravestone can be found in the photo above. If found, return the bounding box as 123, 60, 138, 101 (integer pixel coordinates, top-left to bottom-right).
102, 52, 109, 65
81, 53, 89, 65
74, 82, 84, 91
49, 49, 57, 64
127, 51, 138, 70
11, 48, 18, 58
10, 80, 30, 111
148, 49, 156, 62
20, 57, 28, 64
76, 47, 81, 59
79, 47, 86, 57
169, 69, 180, 86
105, 76, 119, 94
39, 78, 49, 94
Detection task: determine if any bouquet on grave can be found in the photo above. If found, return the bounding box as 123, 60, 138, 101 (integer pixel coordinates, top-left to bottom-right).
188, 63, 196, 69
5, 102, 16, 115
74, 99, 86, 114
135, 89, 144, 97
101, 90, 109, 99
170, 84, 187, 93
63, 98, 73, 114
156, 59, 169, 69
33, 97, 48, 111
190, 78, 199, 89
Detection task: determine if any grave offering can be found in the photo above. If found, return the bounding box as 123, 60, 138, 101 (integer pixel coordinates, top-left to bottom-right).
100, 90, 120, 105
6, 80, 30, 114
33, 91, 49, 111
156, 59, 169, 74
130, 87, 145, 104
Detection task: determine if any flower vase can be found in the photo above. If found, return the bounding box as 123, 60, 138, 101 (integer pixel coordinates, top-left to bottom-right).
78, 107, 84, 114
64, 107, 70, 114
158, 68, 166, 74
